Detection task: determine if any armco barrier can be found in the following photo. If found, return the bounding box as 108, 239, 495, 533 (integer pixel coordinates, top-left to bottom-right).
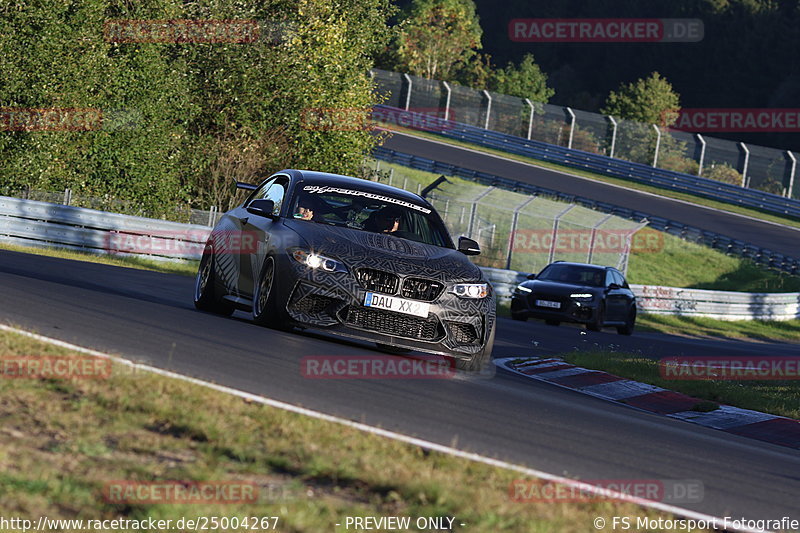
373, 105, 800, 220
1, 196, 798, 321
371, 146, 800, 276
480, 267, 800, 321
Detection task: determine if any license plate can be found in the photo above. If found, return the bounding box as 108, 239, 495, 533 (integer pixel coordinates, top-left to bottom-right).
536, 299, 561, 309
364, 292, 430, 318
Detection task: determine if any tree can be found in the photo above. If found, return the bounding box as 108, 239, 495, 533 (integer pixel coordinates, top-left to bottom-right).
396, 0, 482, 81
489, 53, 554, 102
601, 72, 680, 126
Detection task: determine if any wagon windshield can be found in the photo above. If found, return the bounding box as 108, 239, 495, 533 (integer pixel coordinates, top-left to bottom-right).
290, 184, 453, 248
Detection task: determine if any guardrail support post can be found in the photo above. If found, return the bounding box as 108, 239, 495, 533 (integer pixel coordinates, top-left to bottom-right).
505, 196, 537, 270
402, 73, 412, 111
566, 107, 576, 149
787, 151, 797, 199
442, 81, 451, 121
482, 90, 492, 130
652, 125, 661, 167
525, 98, 535, 140
607, 116, 618, 158
738, 142, 750, 187
696, 134, 706, 176
63, 188, 72, 206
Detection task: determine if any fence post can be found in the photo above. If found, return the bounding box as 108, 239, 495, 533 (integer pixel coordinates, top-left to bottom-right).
63, 188, 72, 205
696, 134, 706, 176
607, 116, 618, 158
505, 196, 536, 270
787, 151, 797, 198
402, 73, 412, 111
586, 213, 613, 264
739, 142, 750, 187
467, 187, 494, 237
388, 168, 394, 187
549, 204, 576, 264
652, 125, 661, 167
525, 98, 535, 140
207, 205, 217, 227
482, 90, 492, 130
442, 81, 452, 121
566, 107, 576, 149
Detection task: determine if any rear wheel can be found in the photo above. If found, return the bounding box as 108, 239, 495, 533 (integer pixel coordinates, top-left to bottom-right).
194, 244, 234, 316
252, 256, 291, 330
586, 303, 605, 332
617, 307, 637, 336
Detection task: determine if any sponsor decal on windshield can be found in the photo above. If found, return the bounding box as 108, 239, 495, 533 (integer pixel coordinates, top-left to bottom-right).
302, 185, 431, 214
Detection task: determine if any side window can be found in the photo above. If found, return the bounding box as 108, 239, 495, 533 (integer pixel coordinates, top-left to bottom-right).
604, 270, 616, 288
614, 271, 629, 288
247, 177, 287, 216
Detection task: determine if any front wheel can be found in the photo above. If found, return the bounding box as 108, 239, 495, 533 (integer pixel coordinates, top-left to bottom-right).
586, 303, 605, 332
252, 256, 291, 330
617, 307, 637, 336
194, 243, 234, 316
456, 322, 495, 374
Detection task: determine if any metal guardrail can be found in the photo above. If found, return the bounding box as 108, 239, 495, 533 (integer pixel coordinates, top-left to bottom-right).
373, 104, 800, 220
481, 268, 800, 321
371, 146, 800, 276
1, 196, 798, 321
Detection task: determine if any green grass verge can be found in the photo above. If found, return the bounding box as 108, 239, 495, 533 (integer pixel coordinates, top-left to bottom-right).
0, 242, 197, 277
559, 350, 800, 420
636, 315, 800, 343
380, 127, 800, 230
0, 328, 703, 532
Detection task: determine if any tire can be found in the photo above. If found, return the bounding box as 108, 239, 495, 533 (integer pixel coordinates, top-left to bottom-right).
456, 321, 495, 374
545, 319, 560, 326
194, 243, 234, 316
586, 303, 605, 332
252, 256, 291, 330
617, 307, 637, 336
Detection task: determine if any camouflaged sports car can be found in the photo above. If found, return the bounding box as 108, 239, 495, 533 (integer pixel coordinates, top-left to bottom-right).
193, 169, 496, 371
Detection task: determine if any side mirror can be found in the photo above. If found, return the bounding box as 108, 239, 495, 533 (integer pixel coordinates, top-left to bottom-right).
457, 236, 481, 256
608, 283, 621, 290
526, 273, 537, 280
247, 199, 276, 218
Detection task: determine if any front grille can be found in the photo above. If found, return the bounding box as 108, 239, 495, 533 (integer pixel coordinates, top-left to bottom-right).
401, 277, 444, 302
356, 268, 399, 294
344, 306, 440, 341
291, 295, 334, 315
447, 322, 479, 344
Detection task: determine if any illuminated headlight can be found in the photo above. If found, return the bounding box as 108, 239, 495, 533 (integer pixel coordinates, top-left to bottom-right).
452, 283, 490, 299
570, 293, 594, 301
290, 249, 347, 273
515, 285, 532, 294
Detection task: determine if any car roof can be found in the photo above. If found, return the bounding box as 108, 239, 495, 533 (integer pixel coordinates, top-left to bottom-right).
548, 261, 611, 271
280, 169, 431, 208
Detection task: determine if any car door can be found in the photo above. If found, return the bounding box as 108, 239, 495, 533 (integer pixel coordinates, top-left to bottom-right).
237, 176, 289, 300
604, 270, 627, 321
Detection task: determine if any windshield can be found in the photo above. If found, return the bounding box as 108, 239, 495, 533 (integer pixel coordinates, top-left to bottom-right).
291, 184, 453, 248
537, 264, 605, 287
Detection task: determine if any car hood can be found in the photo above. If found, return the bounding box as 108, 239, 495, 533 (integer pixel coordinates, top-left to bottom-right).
283, 219, 482, 281
524, 280, 603, 295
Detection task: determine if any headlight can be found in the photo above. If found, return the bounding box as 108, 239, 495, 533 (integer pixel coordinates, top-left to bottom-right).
515, 285, 532, 294
452, 283, 490, 299
569, 293, 594, 301
289, 249, 347, 273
